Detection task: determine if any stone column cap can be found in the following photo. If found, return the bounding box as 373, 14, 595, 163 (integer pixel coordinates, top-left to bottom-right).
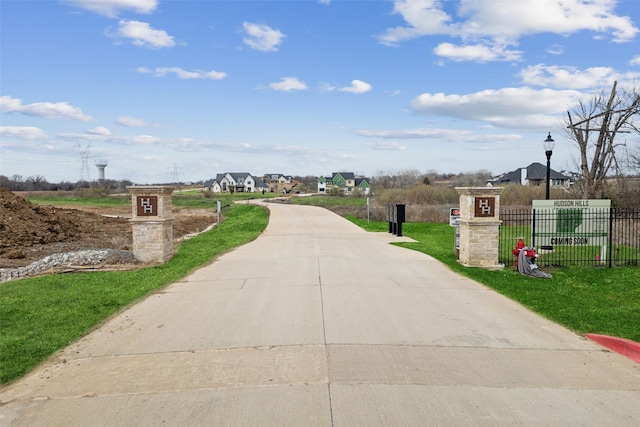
455, 186, 503, 196
127, 185, 175, 194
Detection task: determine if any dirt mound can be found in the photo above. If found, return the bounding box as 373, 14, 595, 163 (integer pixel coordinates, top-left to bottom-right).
0, 188, 132, 268
0, 189, 219, 269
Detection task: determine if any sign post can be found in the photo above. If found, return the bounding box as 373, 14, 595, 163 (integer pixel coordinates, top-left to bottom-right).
450, 208, 460, 258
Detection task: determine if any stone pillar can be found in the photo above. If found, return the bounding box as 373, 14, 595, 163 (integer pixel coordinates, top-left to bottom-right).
127, 186, 175, 264
455, 187, 504, 270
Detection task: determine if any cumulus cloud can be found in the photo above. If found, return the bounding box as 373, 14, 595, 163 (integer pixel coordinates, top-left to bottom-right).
63, 0, 158, 17
242, 22, 285, 52
268, 77, 308, 92
410, 87, 585, 130
86, 126, 111, 136
320, 80, 372, 94
0, 96, 92, 121
137, 66, 227, 79
0, 126, 48, 140
339, 80, 372, 94
378, 0, 638, 62
110, 20, 175, 49
631, 55, 640, 66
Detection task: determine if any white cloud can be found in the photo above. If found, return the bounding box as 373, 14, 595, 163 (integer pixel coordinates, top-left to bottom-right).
378, 0, 454, 46
115, 116, 148, 127
137, 67, 227, 79
242, 22, 285, 52
87, 126, 111, 136
0, 96, 92, 121
319, 80, 372, 94
339, 80, 372, 94
410, 87, 585, 130
0, 126, 48, 140
433, 42, 522, 62
111, 20, 175, 49
518, 64, 631, 89
63, 0, 158, 17
379, 0, 638, 61
268, 77, 308, 92
359, 127, 523, 143
173, 137, 253, 152
631, 55, 640, 66
546, 44, 564, 55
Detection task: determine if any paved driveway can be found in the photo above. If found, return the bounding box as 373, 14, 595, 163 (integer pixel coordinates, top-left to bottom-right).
1, 202, 639, 426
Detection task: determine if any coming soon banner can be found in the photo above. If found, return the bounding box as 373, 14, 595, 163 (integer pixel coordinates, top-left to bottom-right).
531, 199, 611, 247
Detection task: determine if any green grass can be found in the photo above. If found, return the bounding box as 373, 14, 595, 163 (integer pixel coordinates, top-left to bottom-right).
0, 204, 268, 385
348, 216, 640, 343
25, 194, 130, 207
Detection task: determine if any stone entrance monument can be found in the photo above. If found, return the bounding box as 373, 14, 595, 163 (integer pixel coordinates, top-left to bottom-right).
455, 187, 504, 270
127, 186, 175, 264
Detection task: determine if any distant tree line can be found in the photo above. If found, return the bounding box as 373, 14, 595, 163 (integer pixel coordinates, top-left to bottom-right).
0, 175, 134, 193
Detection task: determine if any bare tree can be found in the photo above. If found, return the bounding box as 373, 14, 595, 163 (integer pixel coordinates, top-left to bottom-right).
25, 175, 49, 191
566, 81, 640, 198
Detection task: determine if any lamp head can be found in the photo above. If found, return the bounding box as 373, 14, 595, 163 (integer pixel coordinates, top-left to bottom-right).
543, 132, 555, 152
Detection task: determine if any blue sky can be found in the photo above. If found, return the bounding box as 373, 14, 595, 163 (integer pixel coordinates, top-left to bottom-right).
1, 0, 639, 184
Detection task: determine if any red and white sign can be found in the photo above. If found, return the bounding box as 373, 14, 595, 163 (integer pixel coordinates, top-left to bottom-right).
449, 208, 460, 226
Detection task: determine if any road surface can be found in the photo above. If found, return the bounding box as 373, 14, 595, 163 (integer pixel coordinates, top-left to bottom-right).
1, 202, 639, 426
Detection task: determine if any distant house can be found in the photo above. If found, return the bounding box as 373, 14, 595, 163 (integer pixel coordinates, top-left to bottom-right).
204, 172, 267, 193
318, 172, 370, 195
203, 178, 222, 193
488, 163, 573, 188
262, 173, 297, 193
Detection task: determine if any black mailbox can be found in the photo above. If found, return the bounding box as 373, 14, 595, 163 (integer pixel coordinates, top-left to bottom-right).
388, 203, 406, 237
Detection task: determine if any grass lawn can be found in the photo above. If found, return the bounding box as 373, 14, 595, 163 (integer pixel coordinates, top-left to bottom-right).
0, 203, 268, 384
349, 216, 640, 343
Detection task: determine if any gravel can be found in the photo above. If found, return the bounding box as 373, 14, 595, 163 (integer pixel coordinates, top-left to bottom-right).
0, 249, 135, 283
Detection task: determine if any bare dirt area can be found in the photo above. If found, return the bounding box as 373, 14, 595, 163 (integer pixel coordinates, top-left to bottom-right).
0, 188, 217, 269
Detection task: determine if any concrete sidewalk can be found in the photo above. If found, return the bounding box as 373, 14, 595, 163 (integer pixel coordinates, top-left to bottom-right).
1, 202, 639, 426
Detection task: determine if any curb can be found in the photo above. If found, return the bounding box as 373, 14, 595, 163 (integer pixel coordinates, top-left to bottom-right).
585, 333, 640, 364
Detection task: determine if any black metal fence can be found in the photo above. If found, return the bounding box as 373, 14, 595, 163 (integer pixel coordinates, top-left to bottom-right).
499, 208, 640, 268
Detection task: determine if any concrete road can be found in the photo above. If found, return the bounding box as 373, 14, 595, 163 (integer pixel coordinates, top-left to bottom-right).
1, 202, 639, 426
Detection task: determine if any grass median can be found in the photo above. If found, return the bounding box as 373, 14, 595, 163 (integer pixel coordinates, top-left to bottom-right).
349, 216, 640, 343
0, 203, 268, 385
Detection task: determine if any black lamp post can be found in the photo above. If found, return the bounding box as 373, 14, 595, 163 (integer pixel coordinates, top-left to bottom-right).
543, 132, 555, 200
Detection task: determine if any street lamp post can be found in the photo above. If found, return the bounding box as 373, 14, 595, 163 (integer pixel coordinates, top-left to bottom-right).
544, 132, 555, 200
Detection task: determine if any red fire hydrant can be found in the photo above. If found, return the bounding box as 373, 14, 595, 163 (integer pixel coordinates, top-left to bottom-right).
512, 238, 536, 268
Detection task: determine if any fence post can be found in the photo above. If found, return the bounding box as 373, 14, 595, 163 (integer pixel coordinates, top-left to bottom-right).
608, 207, 613, 268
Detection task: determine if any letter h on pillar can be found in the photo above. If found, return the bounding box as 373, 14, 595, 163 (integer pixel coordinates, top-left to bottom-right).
474, 197, 495, 218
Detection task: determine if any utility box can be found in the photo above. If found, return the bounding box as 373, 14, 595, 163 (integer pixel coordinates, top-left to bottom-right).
127, 186, 175, 264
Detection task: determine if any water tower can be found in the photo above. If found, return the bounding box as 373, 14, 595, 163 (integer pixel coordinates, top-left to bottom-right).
95, 159, 108, 183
